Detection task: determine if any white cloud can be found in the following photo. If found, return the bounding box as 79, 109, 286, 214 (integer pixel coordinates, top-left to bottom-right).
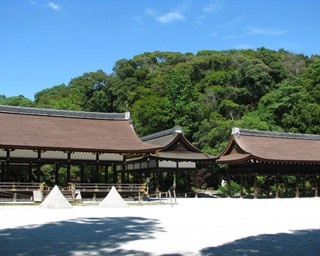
146, 8, 184, 24
222, 33, 245, 40
158, 12, 185, 24
203, 0, 223, 13
48, 2, 60, 11
221, 27, 286, 40
247, 26, 286, 36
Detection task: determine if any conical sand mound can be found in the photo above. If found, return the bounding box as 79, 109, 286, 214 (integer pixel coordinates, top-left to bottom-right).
99, 186, 129, 208
39, 185, 72, 209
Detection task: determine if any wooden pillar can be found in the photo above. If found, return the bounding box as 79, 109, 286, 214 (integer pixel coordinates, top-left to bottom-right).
66, 152, 71, 183
5, 161, 9, 181
240, 175, 244, 198
55, 163, 59, 185
112, 164, 118, 183
253, 174, 258, 199
275, 175, 280, 199
121, 157, 126, 183
156, 171, 160, 191
1, 162, 4, 182
95, 164, 100, 183
36, 163, 41, 183
246, 176, 251, 197
66, 164, 71, 184
5, 149, 10, 181
126, 170, 130, 183
154, 160, 160, 194
36, 150, 41, 183
301, 175, 306, 197
104, 164, 109, 183
80, 164, 85, 183
226, 173, 231, 197
28, 162, 33, 182
285, 176, 289, 197
95, 154, 100, 183
295, 175, 300, 198
314, 176, 319, 197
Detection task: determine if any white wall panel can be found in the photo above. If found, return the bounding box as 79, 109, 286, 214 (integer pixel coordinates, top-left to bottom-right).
178, 161, 195, 168
0, 150, 7, 158
159, 160, 177, 168
99, 153, 123, 161
41, 151, 67, 159
10, 149, 38, 158
71, 152, 96, 160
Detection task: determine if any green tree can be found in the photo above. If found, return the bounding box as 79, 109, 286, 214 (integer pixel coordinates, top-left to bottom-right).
165, 65, 203, 137
132, 94, 172, 136
0, 95, 34, 107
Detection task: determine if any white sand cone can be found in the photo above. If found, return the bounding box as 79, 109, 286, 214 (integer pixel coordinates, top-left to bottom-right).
99, 186, 129, 208
39, 185, 72, 209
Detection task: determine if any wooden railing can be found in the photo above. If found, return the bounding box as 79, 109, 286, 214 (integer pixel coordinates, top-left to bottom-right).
0, 182, 45, 192
0, 182, 145, 193
72, 183, 145, 193
0, 182, 146, 202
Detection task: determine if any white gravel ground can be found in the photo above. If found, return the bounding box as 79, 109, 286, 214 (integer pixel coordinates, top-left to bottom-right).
1, 197, 320, 255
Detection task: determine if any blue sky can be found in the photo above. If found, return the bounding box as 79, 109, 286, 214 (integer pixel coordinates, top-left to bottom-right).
1, 0, 320, 100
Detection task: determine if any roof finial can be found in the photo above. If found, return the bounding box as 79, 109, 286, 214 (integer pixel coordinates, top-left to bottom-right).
232, 127, 240, 135
125, 111, 130, 120
175, 126, 183, 133
124, 101, 130, 120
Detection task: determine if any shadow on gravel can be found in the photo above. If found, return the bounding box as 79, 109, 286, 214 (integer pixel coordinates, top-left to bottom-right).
0, 216, 164, 255
201, 229, 320, 256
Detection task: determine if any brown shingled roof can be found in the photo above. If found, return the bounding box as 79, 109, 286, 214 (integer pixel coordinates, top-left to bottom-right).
0, 106, 159, 153
218, 128, 320, 163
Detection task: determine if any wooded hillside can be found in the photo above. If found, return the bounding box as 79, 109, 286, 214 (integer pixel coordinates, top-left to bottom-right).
1, 48, 320, 155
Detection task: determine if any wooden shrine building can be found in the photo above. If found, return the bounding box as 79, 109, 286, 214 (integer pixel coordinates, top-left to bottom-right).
0, 105, 160, 186
217, 127, 320, 198
119, 126, 217, 192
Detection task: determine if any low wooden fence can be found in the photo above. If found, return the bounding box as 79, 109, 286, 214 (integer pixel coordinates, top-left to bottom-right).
72, 183, 144, 193
0, 182, 46, 202
0, 182, 146, 202
0, 182, 44, 192
71, 183, 146, 202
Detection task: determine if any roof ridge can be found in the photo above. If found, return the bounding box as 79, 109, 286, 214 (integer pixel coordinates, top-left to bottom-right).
141, 126, 183, 141
232, 127, 320, 141
0, 105, 128, 120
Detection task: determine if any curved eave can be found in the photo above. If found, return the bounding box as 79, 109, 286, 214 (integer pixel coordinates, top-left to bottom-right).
217, 154, 252, 163
217, 154, 320, 164
252, 156, 320, 164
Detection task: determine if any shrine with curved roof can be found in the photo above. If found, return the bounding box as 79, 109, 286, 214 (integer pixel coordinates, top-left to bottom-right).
217, 127, 320, 198
0, 105, 160, 184
218, 127, 320, 174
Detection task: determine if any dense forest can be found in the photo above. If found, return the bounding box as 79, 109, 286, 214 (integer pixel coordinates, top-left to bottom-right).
1, 48, 320, 157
